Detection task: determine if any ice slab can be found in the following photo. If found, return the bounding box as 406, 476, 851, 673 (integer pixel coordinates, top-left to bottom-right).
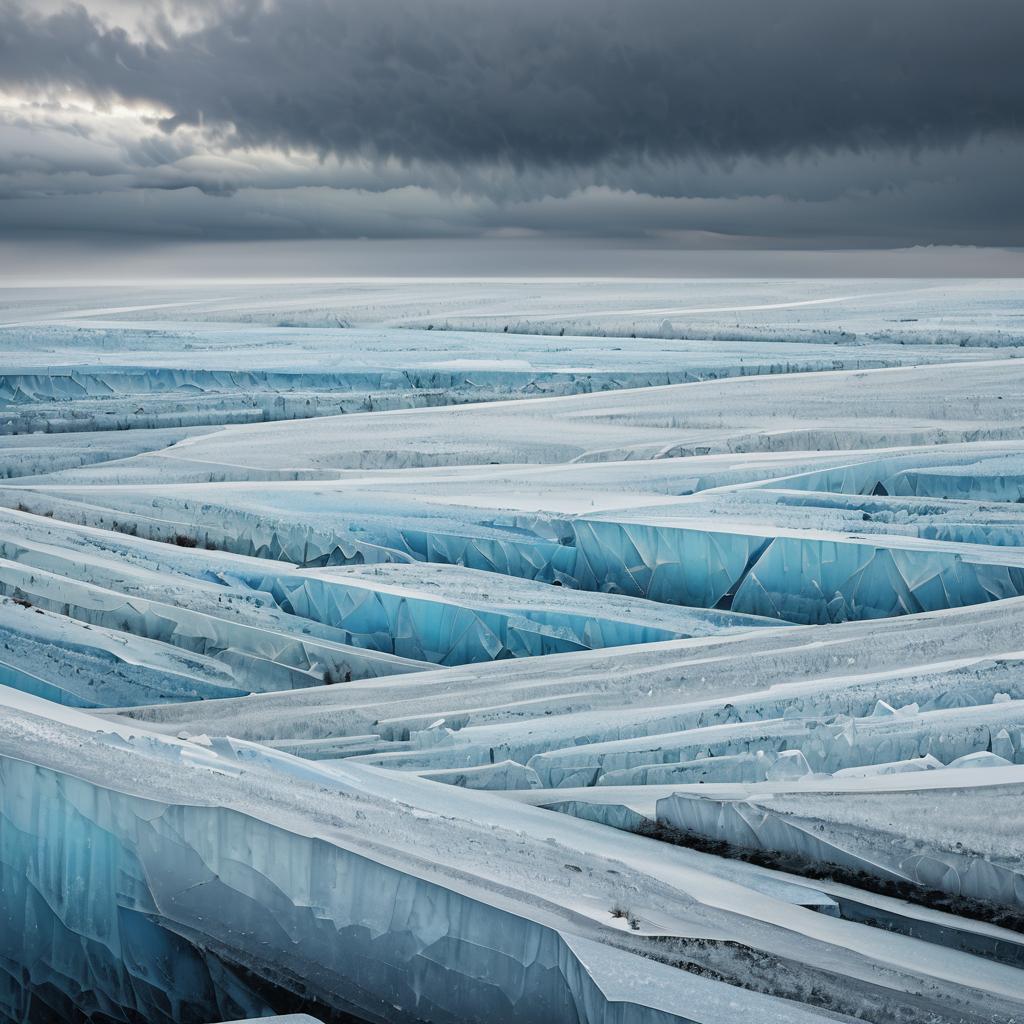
0, 598, 247, 707
9, 279, 1022, 348
2, 316, 957, 440
0, 510, 429, 695
124, 359, 1024, 476
524, 695, 1024, 788
656, 768, 1024, 912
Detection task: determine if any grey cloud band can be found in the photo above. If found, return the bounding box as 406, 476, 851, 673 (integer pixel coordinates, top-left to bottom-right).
2, 0, 1021, 166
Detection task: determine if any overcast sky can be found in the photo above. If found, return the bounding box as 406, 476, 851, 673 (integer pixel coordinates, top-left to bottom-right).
1, 0, 1022, 272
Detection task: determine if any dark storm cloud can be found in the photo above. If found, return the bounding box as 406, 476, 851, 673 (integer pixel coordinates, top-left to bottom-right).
0, 0, 1022, 249
2, 0, 1022, 168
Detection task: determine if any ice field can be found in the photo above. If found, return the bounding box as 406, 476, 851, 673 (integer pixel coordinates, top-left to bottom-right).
2, 279, 1024, 1024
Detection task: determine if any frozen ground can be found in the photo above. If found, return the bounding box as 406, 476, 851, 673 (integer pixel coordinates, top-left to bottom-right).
1, 279, 1024, 1024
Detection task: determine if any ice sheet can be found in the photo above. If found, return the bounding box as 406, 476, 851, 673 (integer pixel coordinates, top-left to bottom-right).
4, 280, 1024, 1024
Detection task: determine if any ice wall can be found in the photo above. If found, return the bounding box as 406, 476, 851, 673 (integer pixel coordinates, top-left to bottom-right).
13, 474, 1024, 629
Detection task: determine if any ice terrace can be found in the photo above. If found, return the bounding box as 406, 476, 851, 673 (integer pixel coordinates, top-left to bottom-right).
10, 441, 1024, 626
0, 507, 781, 710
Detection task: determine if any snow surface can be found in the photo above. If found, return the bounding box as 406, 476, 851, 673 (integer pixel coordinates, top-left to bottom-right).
2, 279, 1024, 1024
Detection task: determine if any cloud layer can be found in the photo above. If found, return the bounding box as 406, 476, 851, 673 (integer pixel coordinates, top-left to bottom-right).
1, 0, 1022, 246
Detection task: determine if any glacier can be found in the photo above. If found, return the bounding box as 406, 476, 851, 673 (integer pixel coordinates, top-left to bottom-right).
2, 280, 1024, 1023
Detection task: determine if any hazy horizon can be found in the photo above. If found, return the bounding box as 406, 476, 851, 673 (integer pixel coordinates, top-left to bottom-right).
5, 239, 1024, 286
